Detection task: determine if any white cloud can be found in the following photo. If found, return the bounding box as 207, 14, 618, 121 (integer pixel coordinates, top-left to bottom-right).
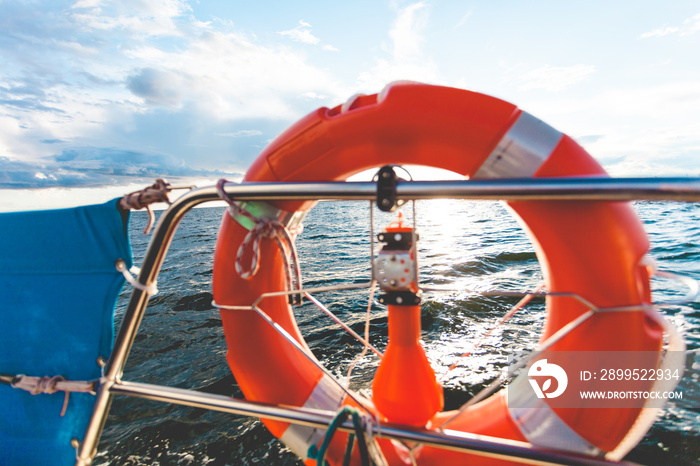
133, 0, 191, 19
640, 26, 681, 38
70, 0, 191, 37
161, 29, 344, 120
0, 1, 353, 188
278, 20, 320, 45
6, 0, 696, 198
640, 12, 700, 38
71, 0, 102, 8
356, 1, 439, 92
520, 81, 700, 177
301, 91, 328, 99
54, 39, 99, 55
390, 2, 428, 63
455, 11, 472, 29
71, 0, 102, 9
216, 130, 263, 138
684, 13, 700, 35
509, 64, 596, 92
277, 20, 339, 52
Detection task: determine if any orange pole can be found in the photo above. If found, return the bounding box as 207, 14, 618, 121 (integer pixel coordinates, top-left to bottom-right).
372, 304, 443, 427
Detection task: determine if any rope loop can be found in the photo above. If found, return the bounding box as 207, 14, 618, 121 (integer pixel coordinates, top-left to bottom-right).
28, 375, 64, 395
217, 179, 303, 304
116, 260, 158, 295
9, 374, 95, 417
119, 178, 172, 234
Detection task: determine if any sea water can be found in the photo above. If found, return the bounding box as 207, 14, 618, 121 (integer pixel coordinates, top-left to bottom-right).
96, 200, 700, 465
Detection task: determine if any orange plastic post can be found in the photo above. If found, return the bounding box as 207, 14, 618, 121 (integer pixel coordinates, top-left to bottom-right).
372, 303, 444, 427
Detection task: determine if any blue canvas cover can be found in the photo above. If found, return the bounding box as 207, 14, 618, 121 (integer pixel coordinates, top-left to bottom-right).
0, 199, 132, 465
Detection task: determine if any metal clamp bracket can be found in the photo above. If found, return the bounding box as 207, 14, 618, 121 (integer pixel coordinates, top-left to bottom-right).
374, 223, 421, 306
378, 290, 422, 306
376, 166, 405, 212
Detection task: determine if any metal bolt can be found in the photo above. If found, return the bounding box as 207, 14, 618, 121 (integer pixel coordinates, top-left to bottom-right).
114, 259, 126, 272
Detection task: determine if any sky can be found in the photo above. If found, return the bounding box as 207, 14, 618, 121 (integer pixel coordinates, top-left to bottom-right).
1, 0, 699, 211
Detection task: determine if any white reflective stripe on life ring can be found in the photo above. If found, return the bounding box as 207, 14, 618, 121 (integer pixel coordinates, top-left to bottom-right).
279, 374, 346, 460
473, 111, 563, 179
507, 373, 604, 457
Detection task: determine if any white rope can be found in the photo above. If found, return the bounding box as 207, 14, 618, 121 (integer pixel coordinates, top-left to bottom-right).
11, 374, 95, 417
119, 178, 172, 235
116, 260, 158, 295
304, 291, 383, 358
249, 304, 376, 419
344, 281, 379, 387
211, 282, 375, 311
217, 179, 303, 304
360, 411, 389, 466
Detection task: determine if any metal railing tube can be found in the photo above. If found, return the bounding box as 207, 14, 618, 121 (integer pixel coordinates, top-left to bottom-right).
75, 187, 216, 465
208, 177, 700, 202
110, 380, 635, 466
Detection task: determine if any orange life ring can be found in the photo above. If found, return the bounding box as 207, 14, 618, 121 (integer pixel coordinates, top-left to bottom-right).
212, 82, 670, 464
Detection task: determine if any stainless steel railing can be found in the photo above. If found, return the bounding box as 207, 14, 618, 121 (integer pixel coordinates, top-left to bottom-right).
76, 176, 700, 466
